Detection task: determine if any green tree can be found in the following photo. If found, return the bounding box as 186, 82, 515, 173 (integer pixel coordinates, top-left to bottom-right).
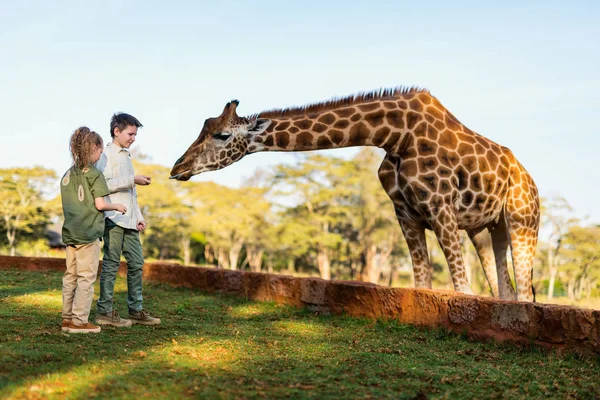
0, 167, 57, 256
560, 225, 600, 301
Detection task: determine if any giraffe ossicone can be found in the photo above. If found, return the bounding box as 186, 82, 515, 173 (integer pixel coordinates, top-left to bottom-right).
170, 87, 540, 302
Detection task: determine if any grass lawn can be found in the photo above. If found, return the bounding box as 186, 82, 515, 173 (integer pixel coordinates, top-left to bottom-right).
0, 268, 598, 399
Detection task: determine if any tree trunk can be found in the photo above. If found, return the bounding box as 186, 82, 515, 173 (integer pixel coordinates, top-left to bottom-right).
286, 258, 295, 274
317, 249, 331, 280
361, 243, 378, 283
180, 237, 191, 265
228, 237, 244, 270
217, 248, 229, 269
248, 247, 264, 272
547, 245, 557, 300
567, 277, 575, 301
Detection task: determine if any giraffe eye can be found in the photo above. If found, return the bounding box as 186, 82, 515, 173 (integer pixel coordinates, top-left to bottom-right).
213, 132, 231, 141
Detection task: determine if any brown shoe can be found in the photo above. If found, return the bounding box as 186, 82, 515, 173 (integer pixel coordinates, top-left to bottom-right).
61, 318, 72, 332
68, 322, 101, 334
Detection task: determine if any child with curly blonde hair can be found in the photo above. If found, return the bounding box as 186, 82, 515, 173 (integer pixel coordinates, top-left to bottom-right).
60, 126, 126, 333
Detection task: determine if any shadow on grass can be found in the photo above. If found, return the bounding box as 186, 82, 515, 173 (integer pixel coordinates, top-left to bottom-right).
1, 269, 599, 399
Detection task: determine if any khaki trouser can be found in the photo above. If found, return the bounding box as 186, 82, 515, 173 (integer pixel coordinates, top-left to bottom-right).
62, 240, 101, 325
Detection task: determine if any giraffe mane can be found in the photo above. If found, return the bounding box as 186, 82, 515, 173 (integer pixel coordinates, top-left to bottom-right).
254, 86, 429, 119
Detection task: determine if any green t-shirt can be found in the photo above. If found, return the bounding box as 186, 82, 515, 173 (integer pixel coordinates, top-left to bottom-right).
60, 165, 110, 245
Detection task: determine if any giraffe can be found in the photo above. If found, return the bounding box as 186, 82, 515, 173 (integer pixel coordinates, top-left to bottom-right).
170, 87, 540, 302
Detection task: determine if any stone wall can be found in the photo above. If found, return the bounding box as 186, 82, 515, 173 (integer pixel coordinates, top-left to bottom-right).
1, 255, 598, 354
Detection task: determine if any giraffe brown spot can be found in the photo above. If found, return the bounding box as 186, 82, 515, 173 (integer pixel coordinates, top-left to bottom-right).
274, 121, 290, 131
399, 159, 418, 176
383, 101, 397, 109
365, 110, 385, 127
333, 108, 356, 118
349, 122, 370, 145
318, 113, 336, 124
438, 166, 452, 177
295, 119, 313, 130
475, 136, 491, 149
425, 124, 439, 141
456, 167, 468, 190
456, 131, 472, 143
385, 110, 404, 128
253, 136, 264, 143
434, 120, 445, 130
479, 157, 491, 172
409, 99, 423, 112
486, 150, 500, 169
316, 135, 332, 148
457, 142, 474, 155
463, 156, 478, 173
296, 132, 313, 148
351, 113, 362, 122
358, 103, 380, 112
263, 135, 274, 147
329, 129, 344, 145
276, 132, 289, 148
422, 174, 438, 190
418, 156, 437, 172
470, 174, 482, 191
439, 179, 452, 194
383, 131, 401, 152
372, 126, 390, 146
445, 114, 460, 131
418, 93, 432, 104
334, 119, 350, 129
425, 114, 435, 123
483, 173, 496, 192
413, 121, 427, 137
289, 126, 300, 133
407, 112, 422, 130
427, 106, 443, 121
417, 138, 437, 156
397, 100, 408, 109
313, 123, 328, 133
474, 194, 486, 210
438, 130, 459, 150
499, 166, 509, 179
440, 150, 459, 167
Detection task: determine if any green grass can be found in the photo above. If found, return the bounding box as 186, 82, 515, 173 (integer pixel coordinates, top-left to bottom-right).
0, 269, 598, 399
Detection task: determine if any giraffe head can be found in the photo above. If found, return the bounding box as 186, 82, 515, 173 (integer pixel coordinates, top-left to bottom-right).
169, 100, 271, 180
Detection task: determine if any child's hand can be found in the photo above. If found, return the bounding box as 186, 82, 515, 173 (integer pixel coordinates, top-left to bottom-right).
135, 175, 152, 185
115, 204, 127, 214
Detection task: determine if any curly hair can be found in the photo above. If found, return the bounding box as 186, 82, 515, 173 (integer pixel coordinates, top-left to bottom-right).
69, 126, 103, 169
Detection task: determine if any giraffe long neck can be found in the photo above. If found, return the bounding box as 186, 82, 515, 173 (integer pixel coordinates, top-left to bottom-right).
246, 93, 453, 154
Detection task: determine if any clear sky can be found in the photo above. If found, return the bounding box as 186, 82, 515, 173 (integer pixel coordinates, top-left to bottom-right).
1, 1, 599, 224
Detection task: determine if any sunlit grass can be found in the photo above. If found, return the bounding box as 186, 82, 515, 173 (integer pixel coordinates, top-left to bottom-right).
0, 268, 599, 399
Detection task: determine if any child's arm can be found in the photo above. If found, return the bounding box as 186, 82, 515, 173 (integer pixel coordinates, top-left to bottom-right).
94, 197, 127, 214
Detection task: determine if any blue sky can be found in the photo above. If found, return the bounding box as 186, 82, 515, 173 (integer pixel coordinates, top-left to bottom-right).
1, 1, 599, 225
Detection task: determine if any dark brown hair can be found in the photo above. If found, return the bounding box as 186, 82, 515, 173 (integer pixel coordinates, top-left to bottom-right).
69, 126, 103, 169
110, 112, 143, 138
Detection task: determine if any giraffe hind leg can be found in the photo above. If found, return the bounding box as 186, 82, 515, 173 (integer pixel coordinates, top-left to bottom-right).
468, 227, 499, 298
491, 216, 517, 301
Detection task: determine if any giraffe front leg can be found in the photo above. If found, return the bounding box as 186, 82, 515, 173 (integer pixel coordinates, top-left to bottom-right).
398, 220, 431, 289
431, 208, 473, 295
468, 228, 499, 297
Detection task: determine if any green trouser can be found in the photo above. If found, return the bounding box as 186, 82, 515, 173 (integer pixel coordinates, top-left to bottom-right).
97, 220, 144, 315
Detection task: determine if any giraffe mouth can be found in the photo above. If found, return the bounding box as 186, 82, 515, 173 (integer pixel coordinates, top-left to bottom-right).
169, 171, 192, 181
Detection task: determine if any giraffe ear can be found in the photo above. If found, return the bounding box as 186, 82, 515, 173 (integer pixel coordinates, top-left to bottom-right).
248, 118, 271, 135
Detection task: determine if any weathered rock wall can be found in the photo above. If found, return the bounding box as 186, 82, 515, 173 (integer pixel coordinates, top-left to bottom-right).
1, 255, 598, 354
